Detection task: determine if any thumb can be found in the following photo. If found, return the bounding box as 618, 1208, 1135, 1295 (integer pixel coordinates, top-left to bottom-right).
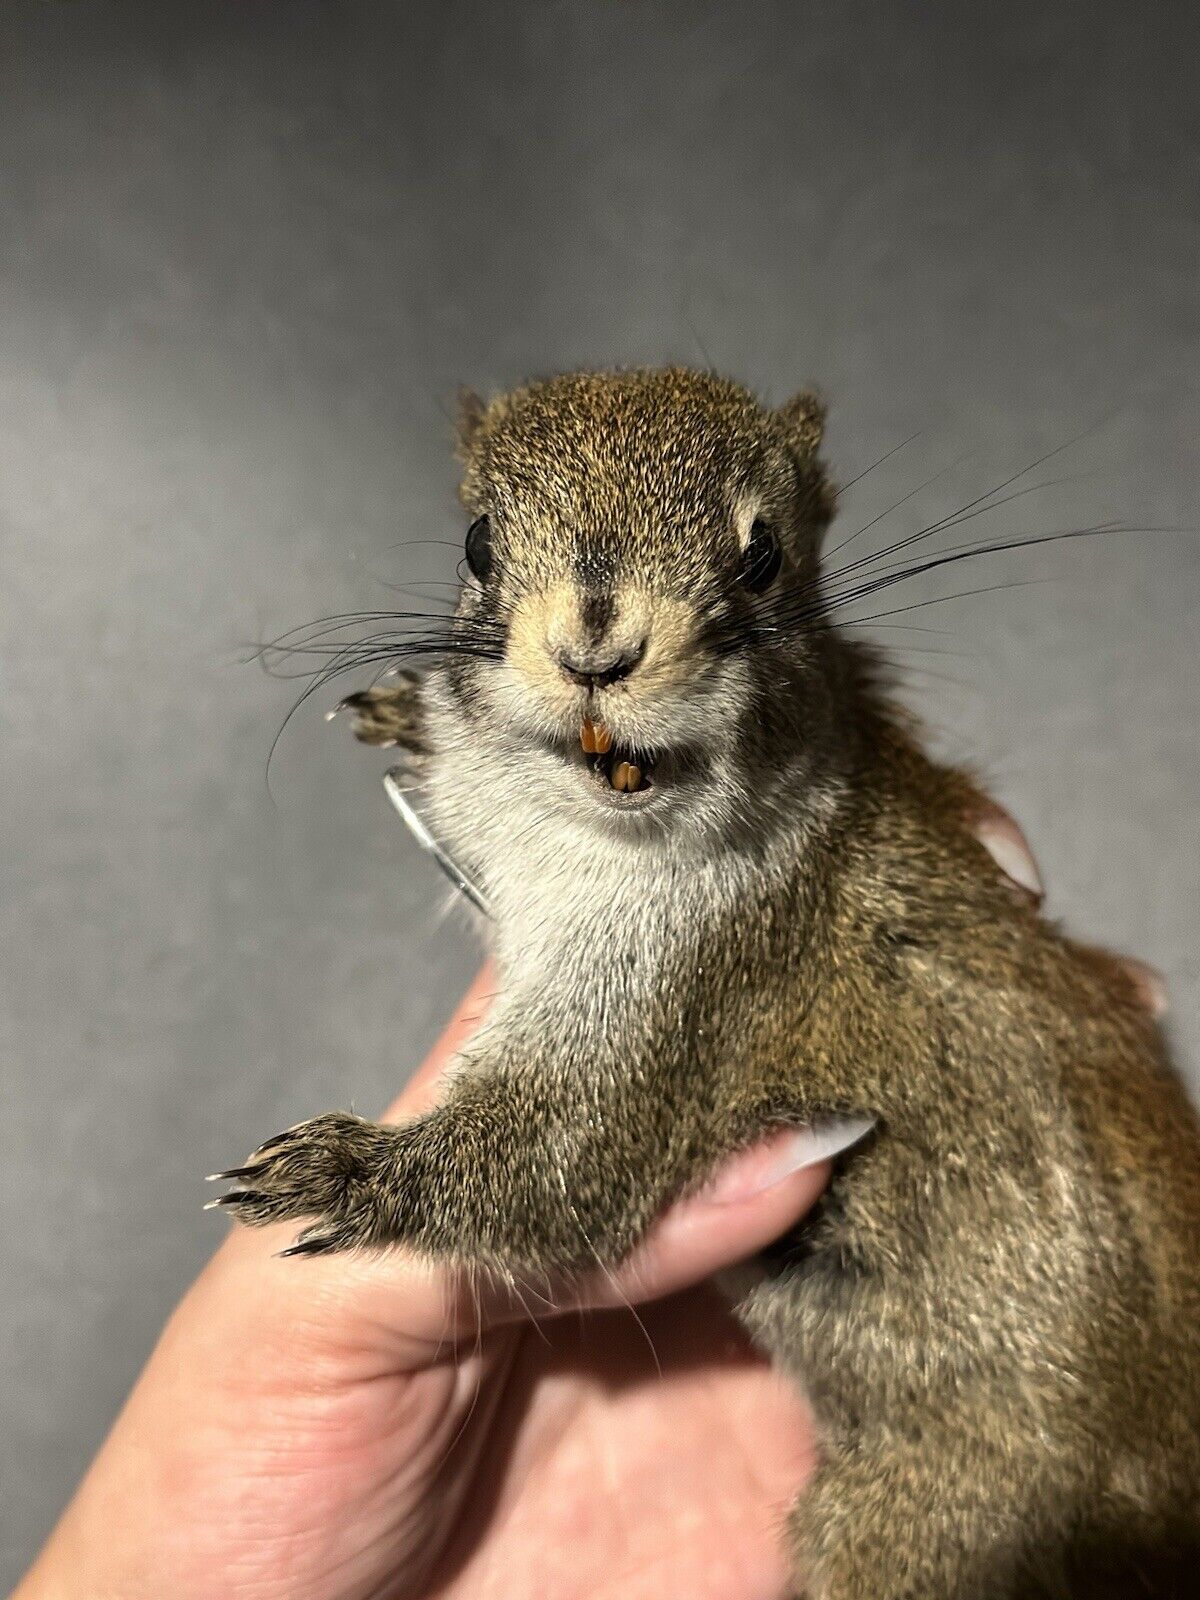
547, 1118, 874, 1317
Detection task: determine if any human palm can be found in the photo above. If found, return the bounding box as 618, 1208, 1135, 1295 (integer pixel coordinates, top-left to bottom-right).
405, 1291, 816, 1600
158, 1244, 815, 1600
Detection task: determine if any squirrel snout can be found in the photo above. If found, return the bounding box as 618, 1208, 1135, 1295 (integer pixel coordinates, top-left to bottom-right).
556, 639, 646, 690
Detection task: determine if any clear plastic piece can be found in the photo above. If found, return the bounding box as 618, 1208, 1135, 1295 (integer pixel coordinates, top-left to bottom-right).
382, 767, 491, 917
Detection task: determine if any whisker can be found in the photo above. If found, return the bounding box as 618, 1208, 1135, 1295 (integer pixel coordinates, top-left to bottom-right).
833, 578, 1044, 628
261, 606, 507, 792
812, 420, 1115, 629
832, 430, 925, 501
821, 473, 1090, 597
821, 514, 1123, 604
248, 607, 486, 664
824, 449, 971, 560
821, 525, 1162, 622
377, 537, 469, 554
714, 521, 1167, 659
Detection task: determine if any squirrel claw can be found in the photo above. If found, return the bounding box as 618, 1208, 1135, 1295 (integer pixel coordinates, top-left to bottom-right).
279, 1228, 342, 1258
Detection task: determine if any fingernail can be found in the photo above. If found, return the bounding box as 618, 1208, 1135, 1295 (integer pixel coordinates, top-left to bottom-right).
975, 811, 1044, 902
702, 1117, 875, 1205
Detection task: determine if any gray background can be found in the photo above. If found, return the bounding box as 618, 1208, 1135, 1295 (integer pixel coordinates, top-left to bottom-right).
2, 0, 1197, 1581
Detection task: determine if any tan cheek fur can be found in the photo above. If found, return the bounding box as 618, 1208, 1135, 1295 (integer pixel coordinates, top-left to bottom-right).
505, 584, 576, 706
620, 588, 699, 696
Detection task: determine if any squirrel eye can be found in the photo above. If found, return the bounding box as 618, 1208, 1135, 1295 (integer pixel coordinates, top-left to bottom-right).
738, 520, 782, 593
464, 514, 493, 582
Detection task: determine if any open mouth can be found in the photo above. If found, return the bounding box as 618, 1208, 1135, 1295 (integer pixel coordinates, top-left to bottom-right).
580, 718, 656, 797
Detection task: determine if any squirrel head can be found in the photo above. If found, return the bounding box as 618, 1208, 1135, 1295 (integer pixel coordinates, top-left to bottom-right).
445, 367, 838, 838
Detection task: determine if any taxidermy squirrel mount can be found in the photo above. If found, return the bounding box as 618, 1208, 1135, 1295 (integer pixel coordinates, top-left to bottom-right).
218, 369, 1200, 1598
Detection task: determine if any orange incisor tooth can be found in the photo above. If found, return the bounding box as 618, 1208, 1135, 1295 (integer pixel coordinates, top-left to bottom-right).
580, 719, 613, 755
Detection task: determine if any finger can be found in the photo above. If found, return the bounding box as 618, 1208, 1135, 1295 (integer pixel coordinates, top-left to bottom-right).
968, 796, 1044, 903
568, 1119, 874, 1314
1078, 941, 1169, 1020
967, 798, 1166, 1017
1115, 954, 1168, 1018
475, 1120, 873, 1328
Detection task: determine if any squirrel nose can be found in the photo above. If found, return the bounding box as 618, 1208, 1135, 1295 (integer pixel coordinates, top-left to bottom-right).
557, 640, 646, 689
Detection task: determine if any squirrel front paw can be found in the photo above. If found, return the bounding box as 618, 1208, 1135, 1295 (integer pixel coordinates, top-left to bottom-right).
335, 672, 429, 752
210, 1111, 416, 1256
212, 1084, 647, 1272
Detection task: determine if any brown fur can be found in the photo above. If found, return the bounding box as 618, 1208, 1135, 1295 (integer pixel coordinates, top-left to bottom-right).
224, 369, 1200, 1597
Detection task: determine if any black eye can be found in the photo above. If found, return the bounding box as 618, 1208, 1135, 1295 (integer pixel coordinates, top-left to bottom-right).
738, 520, 781, 593
464, 514, 492, 582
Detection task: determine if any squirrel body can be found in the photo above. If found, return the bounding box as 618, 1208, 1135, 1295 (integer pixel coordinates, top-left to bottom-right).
230, 370, 1200, 1596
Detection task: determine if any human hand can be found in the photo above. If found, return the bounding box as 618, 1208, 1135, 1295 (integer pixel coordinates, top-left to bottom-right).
16, 968, 842, 1600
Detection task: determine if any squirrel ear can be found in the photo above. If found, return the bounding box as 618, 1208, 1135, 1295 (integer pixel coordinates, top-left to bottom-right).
455, 387, 487, 459
776, 389, 826, 460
